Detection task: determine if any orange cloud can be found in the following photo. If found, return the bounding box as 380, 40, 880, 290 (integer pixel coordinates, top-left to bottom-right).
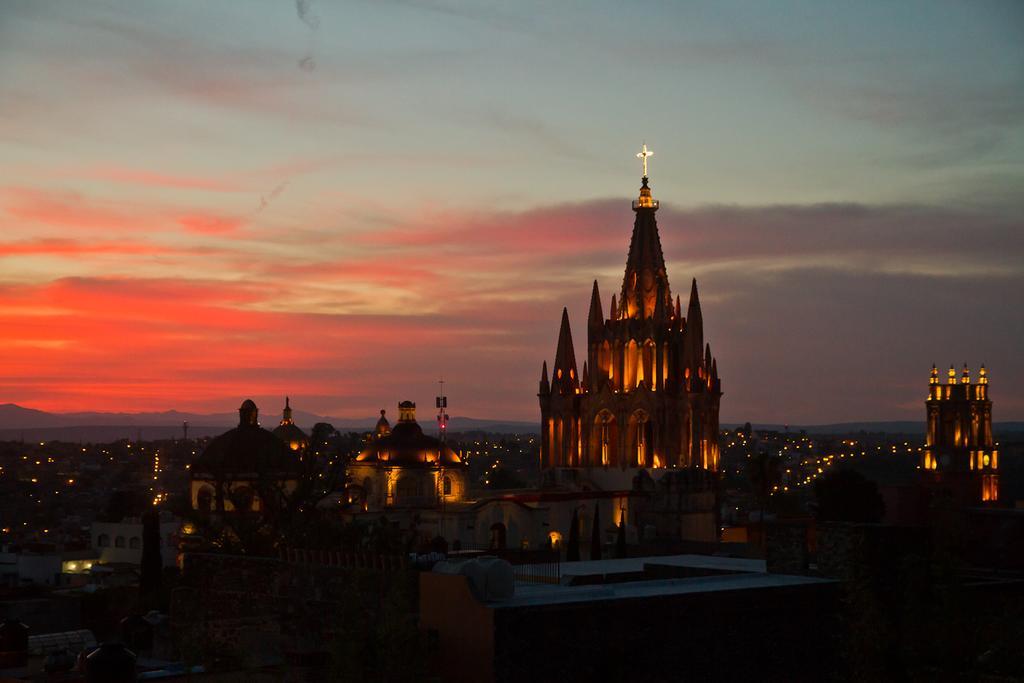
177, 213, 245, 234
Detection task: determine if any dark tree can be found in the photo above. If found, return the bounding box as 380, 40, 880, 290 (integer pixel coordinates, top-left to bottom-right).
815, 469, 885, 523
485, 466, 526, 490
616, 518, 627, 558
103, 490, 144, 523
566, 508, 580, 561
139, 510, 162, 610
748, 451, 782, 520
590, 505, 602, 560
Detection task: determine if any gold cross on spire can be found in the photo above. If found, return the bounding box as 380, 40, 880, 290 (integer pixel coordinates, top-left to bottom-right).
636, 142, 653, 178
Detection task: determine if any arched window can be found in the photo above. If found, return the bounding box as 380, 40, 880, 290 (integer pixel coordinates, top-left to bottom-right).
196, 486, 213, 512
442, 476, 453, 496
129, 537, 140, 550
548, 531, 563, 549
114, 536, 125, 548
642, 339, 656, 388
627, 411, 652, 467
593, 411, 618, 467
232, 486, 255, 512
396, 476, 419, 502
625, 340, 639, 390
97, 534, 110, 548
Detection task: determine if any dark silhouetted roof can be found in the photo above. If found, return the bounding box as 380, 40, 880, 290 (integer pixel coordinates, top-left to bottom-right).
192, 400, 300, 477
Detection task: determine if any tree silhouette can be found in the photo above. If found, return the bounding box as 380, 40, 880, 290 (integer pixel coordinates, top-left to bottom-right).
139, 510, 162, 610
815, 469, 885, 523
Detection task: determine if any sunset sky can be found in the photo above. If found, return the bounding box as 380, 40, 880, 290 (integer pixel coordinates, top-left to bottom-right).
1, 1, 1022, 423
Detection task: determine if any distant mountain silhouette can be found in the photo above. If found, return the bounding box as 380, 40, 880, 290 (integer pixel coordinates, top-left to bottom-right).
1, 404, 1021, 442
0, 403, 538, 441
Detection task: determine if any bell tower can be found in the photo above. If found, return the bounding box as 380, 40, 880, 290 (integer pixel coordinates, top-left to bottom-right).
922, 363, 998, 503
539, 146, 722, 475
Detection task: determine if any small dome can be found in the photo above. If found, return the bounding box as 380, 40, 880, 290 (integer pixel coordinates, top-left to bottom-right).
239, 399, 259, 426
375, 409, 391, 437
273, 422, 308, 451
272, 397, 308, 451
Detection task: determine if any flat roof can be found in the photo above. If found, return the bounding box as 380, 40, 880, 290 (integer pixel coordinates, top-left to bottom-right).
490, 554, 831, 608
555, 554, 767, 577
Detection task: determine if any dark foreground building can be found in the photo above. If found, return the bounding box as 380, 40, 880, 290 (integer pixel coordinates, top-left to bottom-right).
421, 555, 838, 683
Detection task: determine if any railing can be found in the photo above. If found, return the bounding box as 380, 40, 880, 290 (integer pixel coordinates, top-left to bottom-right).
452, 546, 561, 586
632, 199, 660, 210
279, 547, 408, 572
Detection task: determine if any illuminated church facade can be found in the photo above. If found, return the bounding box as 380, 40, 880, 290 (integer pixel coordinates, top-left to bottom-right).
922, 363, 999, 503
539, 172, 722, 477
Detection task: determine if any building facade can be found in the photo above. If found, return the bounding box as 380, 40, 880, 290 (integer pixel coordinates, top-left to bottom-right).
349, 401, 468, 511
922, 363, 999, 503
538, 175, 722, 474
189, 399, 301, 513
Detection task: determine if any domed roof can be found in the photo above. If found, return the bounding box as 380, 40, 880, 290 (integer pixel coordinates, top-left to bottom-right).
271, 397, 308, 451
192, 400, 301, 477
374, 409, 391, 437
356, 401, 463, 467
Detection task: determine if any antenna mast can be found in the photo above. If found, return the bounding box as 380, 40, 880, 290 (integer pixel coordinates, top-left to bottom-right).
436, 379, 449, 443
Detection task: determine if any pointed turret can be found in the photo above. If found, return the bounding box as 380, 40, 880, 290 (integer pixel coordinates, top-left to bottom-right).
961, 363, 970, 384
930, 363, 939, 385
610, 294, 617, 320
588, 280, 604, 333
684, 279, 705, 370
280, 396, 293, 425
539, 361, 550, 394
620, 177, 672, 319
675, 295, 681, 319
582, 361, 589, 390
551, 308, 579, 394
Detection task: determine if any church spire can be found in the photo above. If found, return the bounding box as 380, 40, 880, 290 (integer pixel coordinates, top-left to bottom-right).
551, 308, 579, 394
539, 360, 550, 395
620, 176, 671, 320
588, 280, 604, 333
280, 396, 293, 425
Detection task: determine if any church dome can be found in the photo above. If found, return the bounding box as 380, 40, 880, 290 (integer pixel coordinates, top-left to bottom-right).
193, 399, 301, 477
271, 397, 308, 451
374, 409, 391, 437
356, 401, 462, 467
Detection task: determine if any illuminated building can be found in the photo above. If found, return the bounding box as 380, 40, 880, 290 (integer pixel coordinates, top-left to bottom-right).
272, 396, 309, 452
921, 363, 999, 503
189, 399, 301, 513
349, 401, 467, 510
539, 168, 722, 474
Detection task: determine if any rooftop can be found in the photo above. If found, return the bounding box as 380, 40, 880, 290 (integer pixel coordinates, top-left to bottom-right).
487, 554, 833, 608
